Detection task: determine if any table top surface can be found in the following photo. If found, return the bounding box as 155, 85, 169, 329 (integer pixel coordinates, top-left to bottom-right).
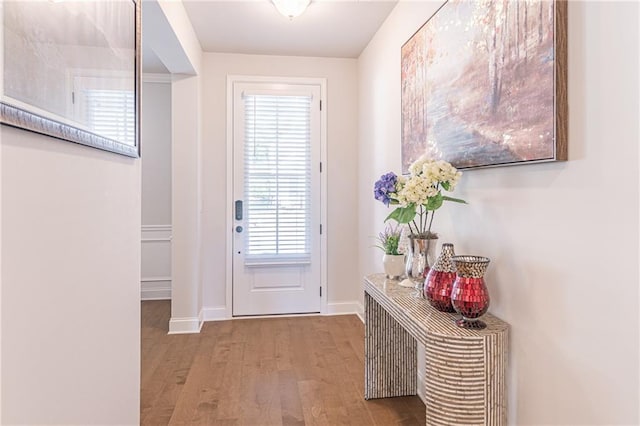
365, 273, 509, 338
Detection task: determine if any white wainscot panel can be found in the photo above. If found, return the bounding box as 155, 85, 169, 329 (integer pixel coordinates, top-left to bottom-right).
141, 225, 171, 300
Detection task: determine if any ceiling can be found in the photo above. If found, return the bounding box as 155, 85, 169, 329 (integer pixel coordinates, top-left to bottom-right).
142, 0, 397, 72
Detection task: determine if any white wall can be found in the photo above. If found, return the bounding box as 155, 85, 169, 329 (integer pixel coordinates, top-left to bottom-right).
141, 79, 172, 300
0, 126, 140, 425
170, 74, 203, 333
143, 0, 202, 75
358, 1, 639, 425
200, 53, 360, 316
142, 0, 204, 334
142, 80, 172, 226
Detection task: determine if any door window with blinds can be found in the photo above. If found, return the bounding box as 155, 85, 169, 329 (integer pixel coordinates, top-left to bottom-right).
242, 91, 314, 264
232, 80, 322, 316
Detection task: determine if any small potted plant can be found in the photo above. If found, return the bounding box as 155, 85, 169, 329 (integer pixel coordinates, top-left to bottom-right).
376, 224, 405, 279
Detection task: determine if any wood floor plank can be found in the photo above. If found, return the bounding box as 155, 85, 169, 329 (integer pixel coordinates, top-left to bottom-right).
141, 301, 425, 426
297, 379, 331, 426
170, 353, 213, 424
278, 370, 305, 426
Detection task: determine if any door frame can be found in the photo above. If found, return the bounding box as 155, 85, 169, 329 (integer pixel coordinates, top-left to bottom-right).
225, 75, 328, 319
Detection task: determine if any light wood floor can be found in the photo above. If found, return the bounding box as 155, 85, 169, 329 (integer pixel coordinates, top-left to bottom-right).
141, 300, 426, 425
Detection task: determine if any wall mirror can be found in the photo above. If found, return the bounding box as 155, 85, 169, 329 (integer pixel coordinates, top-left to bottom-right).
0, 0, 140, 157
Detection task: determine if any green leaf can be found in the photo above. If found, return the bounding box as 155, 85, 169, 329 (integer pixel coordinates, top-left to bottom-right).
441, 181, 451, 191
442, 195, 467, 204
424, 193, 443, 210
385, 204, 416, 224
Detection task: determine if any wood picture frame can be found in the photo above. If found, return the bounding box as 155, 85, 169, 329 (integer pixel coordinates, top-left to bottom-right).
401, 0, 567, 171
0, 0, 141, 157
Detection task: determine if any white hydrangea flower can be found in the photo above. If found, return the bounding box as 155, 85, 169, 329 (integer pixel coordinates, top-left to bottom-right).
374, 155, 464, 237
408, 155, 429, 176
394, 156, 463, 209
397, 174, 439, 205
412, 157, 462, 192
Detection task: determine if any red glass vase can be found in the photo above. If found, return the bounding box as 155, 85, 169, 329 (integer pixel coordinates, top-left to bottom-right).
450, 255, 491, 329
424, 243, 457, 312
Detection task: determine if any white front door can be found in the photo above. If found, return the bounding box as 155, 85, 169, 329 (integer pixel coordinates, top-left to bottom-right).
231, 80, 322, 316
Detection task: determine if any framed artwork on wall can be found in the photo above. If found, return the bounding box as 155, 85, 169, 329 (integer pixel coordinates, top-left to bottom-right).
0, 0, 141, 157
401, 0, 567, 171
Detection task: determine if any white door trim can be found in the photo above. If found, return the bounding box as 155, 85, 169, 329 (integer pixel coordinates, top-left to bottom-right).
225, 75, 328, 319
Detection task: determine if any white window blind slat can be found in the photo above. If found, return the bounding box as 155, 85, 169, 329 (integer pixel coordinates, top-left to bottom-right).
243, 94, 312, 262
83, 88, 135, 146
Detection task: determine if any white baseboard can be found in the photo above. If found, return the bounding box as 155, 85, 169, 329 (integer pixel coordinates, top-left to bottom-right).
326, 301, 362, 316
141, 288, 171, 300
356, 302, 364, 322
201, 306, 227, 321
196, 302, 363, 323
168, 315, 203, 334
141, 277, 171, 300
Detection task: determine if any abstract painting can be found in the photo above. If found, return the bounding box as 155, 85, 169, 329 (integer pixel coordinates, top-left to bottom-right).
401, 0, 567, 171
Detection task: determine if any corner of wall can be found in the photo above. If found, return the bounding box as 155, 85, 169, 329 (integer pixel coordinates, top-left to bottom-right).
168, 315, 203, 334
201, 306, 227, 322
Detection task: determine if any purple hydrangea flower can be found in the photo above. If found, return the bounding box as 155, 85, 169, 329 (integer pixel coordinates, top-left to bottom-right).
374, 172, 397, 206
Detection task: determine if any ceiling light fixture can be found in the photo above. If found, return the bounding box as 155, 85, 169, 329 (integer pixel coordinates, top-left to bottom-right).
272, 0, 311, 19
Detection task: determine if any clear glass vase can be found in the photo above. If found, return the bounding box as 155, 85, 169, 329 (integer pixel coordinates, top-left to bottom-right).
405, 234, 438, 297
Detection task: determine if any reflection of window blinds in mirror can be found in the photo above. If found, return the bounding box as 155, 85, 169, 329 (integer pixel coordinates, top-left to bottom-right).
73, 75, 135, 146
83, 89, 135, 146
243, 93, 312, 261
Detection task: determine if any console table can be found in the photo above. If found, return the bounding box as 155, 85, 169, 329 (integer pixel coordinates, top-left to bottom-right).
364, 274, 509, 426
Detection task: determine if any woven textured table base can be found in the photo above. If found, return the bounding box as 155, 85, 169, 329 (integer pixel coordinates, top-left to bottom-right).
364, 274, 509, 426
364, 291, 417, 399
